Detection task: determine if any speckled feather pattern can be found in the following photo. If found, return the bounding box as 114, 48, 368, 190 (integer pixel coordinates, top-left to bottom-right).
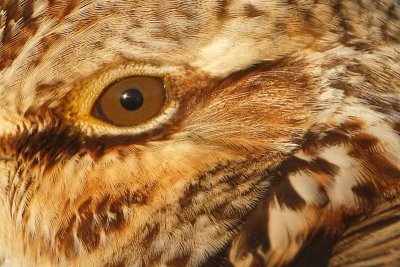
0, 0, 399, 266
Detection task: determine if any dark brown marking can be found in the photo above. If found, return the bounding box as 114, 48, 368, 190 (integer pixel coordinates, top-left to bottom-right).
248, 254, 267, 267
77, 211, 100, 251
166, 253, 191, 267
96, 194, 111, 214
55, 191, 147, 257
387, 3, 399, 20
272, 176, 306, 210
278, 156, 310, 174
75, 197, 101, 251
371, 155, 400, 181
55, 214, 77, 258
278, 155, 339, 177
348, 132, 379, 158
311, 157, 339, 176
0, 0, 38, 70
35, 81, 64, 99
230, 200, 270, 261
177, 155, 269, 224
11, 121, 83, 169
108, 199, 126, 231
391, 120, 400, 135
319, 130, 350, 147
104, 261, 126, 267
5, 119, 171, 169
352, 184, 379, 207
243, 4, 265, 18
301, 130, 320, 153
178, 183, 200, 208
381, 22, 400, 43
316, 119, 366, 148
78, 197, 93, 214
216, 0, 229, 20
339, 119, 365, 133
124, 190, 146, 205
346, 130, 400, 214
16, 173, 33, 221
340, 211, 400, 243
286, 0, 296, 5
142, 223, 160, 248
60, 0, 80, 19
289, 228, 338, 267
201, 245, 232, 267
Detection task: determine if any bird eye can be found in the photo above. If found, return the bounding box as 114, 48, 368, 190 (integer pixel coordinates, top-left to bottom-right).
92, 76, 166, 127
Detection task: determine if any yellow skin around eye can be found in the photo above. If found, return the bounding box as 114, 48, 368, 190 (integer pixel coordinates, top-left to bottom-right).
63, 63, 179, 136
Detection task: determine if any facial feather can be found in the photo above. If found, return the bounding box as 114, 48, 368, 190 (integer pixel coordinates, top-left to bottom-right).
0, 1, 399, 267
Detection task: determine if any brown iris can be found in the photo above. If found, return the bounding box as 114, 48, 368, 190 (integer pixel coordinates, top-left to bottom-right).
93, 76, 166, 126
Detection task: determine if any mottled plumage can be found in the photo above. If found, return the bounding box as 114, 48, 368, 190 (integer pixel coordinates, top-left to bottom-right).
0, 0, 399, 266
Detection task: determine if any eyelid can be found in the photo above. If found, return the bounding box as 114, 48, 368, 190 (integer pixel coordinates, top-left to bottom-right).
63, 63, 180, 136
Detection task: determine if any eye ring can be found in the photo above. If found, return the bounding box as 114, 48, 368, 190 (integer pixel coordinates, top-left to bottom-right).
63, 64, 180, 136
92, 76, 167, 127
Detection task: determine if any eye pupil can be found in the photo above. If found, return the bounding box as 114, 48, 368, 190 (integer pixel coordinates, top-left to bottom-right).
120, 89, 144, 111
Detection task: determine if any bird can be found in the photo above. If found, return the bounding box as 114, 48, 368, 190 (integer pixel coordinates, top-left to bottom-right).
0, 0, 399, 266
